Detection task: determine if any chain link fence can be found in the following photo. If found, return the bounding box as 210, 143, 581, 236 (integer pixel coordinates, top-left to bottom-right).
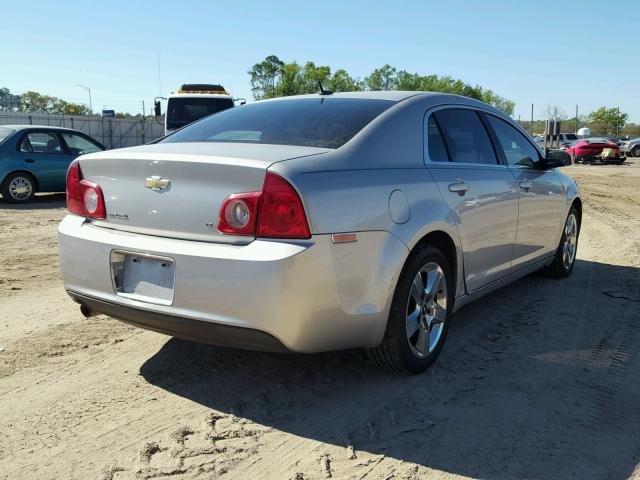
0, 111, 164, 149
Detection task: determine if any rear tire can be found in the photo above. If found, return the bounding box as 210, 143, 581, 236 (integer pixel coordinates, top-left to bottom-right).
542, 207, 580, 278
368, 246, 453, 374
1, 172, 36, 203
632, 146, 640, 158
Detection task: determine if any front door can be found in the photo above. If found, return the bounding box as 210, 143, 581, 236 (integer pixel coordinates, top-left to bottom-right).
482, 114, 567, 270
425, 108, 519, 293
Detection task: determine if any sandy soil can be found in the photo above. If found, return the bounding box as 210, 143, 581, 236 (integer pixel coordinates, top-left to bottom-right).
1, 160, 639, 480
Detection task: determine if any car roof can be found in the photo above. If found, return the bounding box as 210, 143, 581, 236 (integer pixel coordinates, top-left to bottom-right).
259, 91, 469, 103
0, 124, 83, 133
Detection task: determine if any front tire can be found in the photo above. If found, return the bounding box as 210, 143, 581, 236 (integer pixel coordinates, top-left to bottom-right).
368, 246, 453, 374
1, 172, 36, 203
632, 146, 640, 158
543, 207, 580, 278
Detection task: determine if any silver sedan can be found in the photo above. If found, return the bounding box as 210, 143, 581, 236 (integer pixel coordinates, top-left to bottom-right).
58, 91, 580, 373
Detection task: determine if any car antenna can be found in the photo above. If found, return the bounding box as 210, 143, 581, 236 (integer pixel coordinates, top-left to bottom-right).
318, 80, 333, 96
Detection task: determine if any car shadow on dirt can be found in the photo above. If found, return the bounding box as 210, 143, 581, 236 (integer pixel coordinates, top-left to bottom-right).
0, 192, 66, 209
140, 259, 640, 479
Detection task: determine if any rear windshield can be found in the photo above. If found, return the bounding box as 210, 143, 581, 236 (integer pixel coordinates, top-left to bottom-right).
0, 127, 15, 144
161, 98, 395, 149
166, 97, 235, 130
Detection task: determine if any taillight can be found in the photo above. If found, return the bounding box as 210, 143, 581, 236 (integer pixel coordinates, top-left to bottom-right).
66, 160, 106, 219
257, 173, 310, 239
217, 192, 261, 235
217, 173, 310, 239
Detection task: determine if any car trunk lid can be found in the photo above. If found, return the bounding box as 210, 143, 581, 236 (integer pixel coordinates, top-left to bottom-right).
77, 142, 328, 244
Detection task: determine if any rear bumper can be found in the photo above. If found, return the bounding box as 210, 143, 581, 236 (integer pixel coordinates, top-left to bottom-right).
58, 215, 408, 353
68, 291, 289, 352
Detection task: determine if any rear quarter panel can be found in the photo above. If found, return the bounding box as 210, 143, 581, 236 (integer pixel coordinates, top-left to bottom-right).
0, 135, 39, 187
271, 95, 473, 300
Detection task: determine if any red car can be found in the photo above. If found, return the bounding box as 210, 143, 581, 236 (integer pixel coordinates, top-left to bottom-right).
564, 138, 624, 164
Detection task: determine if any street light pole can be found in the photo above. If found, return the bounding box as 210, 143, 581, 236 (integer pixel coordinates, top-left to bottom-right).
75, 84, 92, 114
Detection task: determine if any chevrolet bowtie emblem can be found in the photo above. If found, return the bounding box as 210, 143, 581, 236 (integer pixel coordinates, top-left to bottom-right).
145, 176, 171, 191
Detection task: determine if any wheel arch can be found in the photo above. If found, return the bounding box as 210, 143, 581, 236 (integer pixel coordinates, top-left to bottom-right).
570, 197, 582, 231
404, 229, 459, 299
1, 169, 40, 191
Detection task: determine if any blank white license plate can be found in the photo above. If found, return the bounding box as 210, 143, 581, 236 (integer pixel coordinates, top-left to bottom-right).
112, 252, 175, 305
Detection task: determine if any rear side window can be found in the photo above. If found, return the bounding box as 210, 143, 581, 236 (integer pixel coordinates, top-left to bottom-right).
484, 115, 541, 168
20, 132, 62, 154
426, 116, 449, 162
161, 98, 395, 149
432, 109, 498, 165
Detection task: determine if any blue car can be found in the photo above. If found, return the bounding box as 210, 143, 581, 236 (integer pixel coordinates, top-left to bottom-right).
0, 125, 105, 203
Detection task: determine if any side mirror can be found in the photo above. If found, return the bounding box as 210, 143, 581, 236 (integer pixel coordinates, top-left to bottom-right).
543, 149, 572, 169
154, 100, 162, 117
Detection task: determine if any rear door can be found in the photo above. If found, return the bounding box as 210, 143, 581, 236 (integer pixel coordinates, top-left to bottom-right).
17, 130, 74, 191
483, 114, 566, 270
426, 108, 519, 292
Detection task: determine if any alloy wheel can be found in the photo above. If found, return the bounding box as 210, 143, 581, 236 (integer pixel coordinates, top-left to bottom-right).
405, 262, 448, 358
563, 213, 578, 269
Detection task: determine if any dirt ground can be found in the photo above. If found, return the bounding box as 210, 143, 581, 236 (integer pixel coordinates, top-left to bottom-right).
1, 159, 639, 480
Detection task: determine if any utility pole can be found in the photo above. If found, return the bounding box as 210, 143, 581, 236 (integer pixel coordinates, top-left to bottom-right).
575, 104, 579, 133
141, 100, 146, 144
157, 53, 162, 96
530, 104, 534, 135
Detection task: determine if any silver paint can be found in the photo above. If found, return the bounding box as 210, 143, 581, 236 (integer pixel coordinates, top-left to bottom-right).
58, 92, 581, 353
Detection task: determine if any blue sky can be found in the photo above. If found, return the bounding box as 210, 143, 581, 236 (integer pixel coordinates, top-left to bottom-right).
2, 0, 639, 121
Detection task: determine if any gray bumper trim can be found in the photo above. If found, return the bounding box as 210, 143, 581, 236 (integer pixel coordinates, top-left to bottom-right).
67, 291, 290, 353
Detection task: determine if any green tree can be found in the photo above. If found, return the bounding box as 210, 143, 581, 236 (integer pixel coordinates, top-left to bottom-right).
51, 99, 90, 115
0, 87, 12, 109
364, 65, 397, 91
18, 90, 90, 114
19, 91, 58, 112
587, 107, 628, 135
301, 61, 331, 93
247, 56, 516, 115
327, 69, 363, 92
278, 62, 304, 96
482, 90, 515, 116
248, 55, 285, 100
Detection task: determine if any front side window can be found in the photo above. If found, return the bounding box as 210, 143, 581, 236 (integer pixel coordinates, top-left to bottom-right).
485, 115, 541, 168
21, 132, 62, 154
61, 133, 103, 155
432, 109, 498, 165
161, 98, 395, 149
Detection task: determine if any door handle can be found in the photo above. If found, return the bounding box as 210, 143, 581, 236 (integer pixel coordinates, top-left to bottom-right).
25, 158, 35, 163
519, 181, 532, 191
448, 180, 470, 196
